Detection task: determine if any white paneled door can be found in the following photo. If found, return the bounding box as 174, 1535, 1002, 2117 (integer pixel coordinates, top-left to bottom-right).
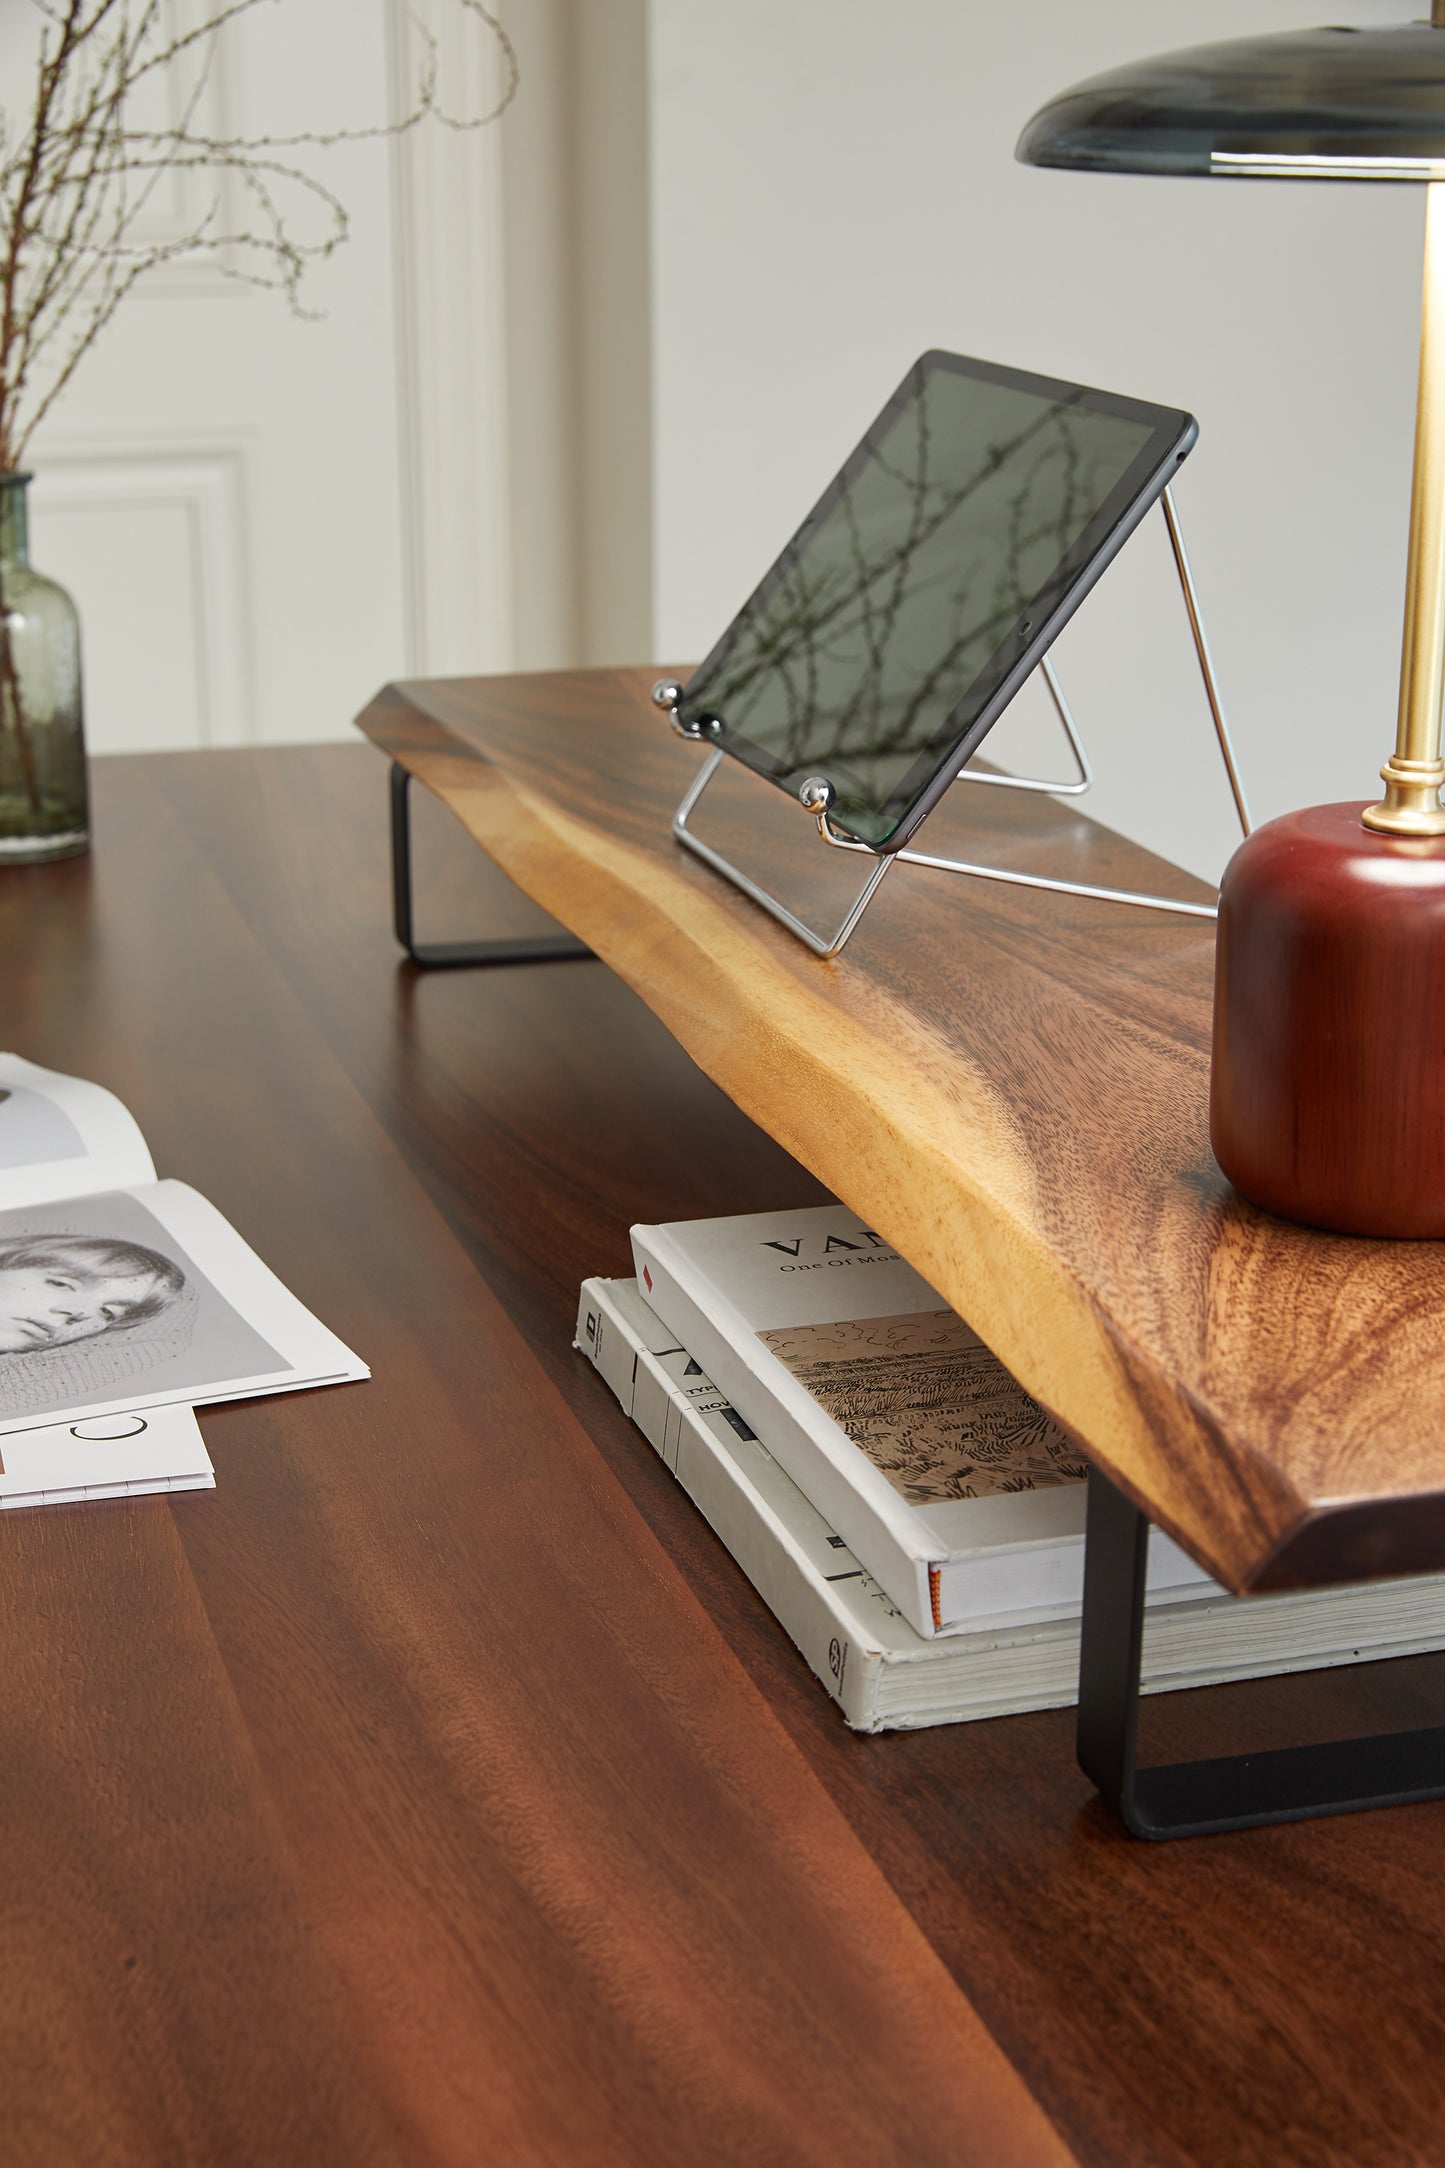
16, 0, 511, 755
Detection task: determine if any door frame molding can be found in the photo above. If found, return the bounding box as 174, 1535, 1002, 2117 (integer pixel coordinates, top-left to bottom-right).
386, 0, 515, 677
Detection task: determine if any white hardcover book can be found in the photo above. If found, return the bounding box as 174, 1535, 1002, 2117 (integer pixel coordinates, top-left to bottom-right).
578, 1278, 1445, 1731
631, 1203, 1212, 1640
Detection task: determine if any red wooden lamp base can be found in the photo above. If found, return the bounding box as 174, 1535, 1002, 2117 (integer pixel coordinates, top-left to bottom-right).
1211, 802, 1445, 1236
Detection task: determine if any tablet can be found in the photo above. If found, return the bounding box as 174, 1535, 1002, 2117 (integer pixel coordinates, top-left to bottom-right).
673, 350, 1196, 851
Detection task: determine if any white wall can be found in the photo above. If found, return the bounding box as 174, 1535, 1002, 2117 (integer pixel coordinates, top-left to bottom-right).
648, 0, 1423, 882
22, 0, 411, 753
14, 0, 650, 750
500, 0, 653, 672
17, 0, 1423, 831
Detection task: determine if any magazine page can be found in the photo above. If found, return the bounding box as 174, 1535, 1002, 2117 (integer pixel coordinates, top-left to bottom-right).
0, 1403, 212, 1506
0, 1052, 155, 1207
0, 1179, 367, 1436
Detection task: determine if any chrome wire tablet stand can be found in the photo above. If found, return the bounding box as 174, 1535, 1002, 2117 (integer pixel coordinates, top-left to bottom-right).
655, 487, 1251, 959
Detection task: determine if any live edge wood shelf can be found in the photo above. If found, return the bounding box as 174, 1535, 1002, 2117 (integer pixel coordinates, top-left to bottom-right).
359, 665, 1445, 1601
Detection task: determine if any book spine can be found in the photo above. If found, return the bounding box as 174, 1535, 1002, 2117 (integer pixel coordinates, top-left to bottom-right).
575, 1280, 886, 1729
630, 1226, 942, 1640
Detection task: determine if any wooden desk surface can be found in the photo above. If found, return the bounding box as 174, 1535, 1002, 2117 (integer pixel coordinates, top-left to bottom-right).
8, 742, 1445, 2167
359, 667, 1445, 1597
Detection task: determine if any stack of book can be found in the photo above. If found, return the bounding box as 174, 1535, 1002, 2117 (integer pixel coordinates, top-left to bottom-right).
576, 1203, 1445, 1731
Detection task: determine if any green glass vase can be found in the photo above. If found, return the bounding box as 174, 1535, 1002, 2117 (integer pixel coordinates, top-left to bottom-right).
0, 473, 89, 862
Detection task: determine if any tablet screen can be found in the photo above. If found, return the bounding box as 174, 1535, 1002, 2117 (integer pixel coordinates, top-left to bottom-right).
675, 352, 1191, 847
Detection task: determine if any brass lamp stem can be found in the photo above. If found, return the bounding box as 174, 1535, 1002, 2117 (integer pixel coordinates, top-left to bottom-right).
1365, 179, 1445, 835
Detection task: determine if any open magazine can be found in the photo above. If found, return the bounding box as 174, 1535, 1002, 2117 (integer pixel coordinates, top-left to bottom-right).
0, 1053, 367, 1507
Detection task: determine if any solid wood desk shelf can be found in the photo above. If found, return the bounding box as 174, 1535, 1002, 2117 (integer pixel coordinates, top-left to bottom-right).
360, 667, 1445, 1831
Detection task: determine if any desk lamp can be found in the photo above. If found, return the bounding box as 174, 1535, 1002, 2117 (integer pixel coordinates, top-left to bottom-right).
1019, 15, 1445, 1236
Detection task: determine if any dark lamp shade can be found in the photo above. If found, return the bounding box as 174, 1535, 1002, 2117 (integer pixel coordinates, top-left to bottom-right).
1016, 22, 1445, 179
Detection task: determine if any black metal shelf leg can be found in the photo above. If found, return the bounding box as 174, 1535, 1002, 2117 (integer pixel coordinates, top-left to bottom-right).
390, 762, 594, 968
1076, 1468, 1445, 1840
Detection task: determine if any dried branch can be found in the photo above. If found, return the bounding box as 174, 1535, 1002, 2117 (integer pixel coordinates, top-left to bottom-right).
0, 0, 519, 471
0, 0, 516, 824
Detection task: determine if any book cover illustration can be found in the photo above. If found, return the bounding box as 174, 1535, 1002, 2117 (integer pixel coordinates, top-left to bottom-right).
0, 1052, 366, 1442
758, 1309, 1089, 1506
0, 1189, 279, 1424
629, 1201, 1220, 1635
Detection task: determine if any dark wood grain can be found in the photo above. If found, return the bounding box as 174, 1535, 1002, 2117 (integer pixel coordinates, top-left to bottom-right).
357, 668, 1445, 1596
0, 1507, 407, 2168
0, 748, 1072, 2167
